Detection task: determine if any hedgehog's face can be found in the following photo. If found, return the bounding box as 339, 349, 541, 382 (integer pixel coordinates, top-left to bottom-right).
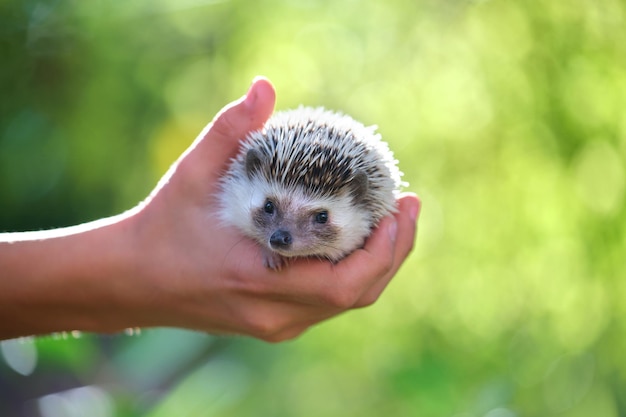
246, 184, 372, 262
252, 197, 334, 257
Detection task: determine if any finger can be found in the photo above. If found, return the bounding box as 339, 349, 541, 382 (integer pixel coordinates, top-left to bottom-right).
329, 214, 400, 307
236, 197, 417, 311
223, 296, 339, 341
391, 193, 421, 266
182, 76, 276, 182
248, 214, 400, 310
223, 190, 417, 312
204, 76, 276, 147
353, 193, 421, 307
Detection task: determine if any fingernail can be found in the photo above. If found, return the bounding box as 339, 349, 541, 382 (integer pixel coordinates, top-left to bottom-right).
410, 200, 420, 222
244, 79, 258, 108
388, 218, 398, 243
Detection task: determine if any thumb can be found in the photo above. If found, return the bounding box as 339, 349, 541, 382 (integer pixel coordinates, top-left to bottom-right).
182, 77, 276, 181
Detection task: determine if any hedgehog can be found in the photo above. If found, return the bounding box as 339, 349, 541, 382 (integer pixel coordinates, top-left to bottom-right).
217, 106, 403, 270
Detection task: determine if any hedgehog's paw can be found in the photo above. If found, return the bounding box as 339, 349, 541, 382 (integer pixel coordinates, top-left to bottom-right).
262, 249, 288, 271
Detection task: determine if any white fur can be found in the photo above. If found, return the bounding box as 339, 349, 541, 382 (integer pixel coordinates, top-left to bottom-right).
216, 106, 404, 265
218, 175, 372, 260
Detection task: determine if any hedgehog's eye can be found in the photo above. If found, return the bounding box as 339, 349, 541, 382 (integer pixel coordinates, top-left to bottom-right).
264, 200, 275, 215
315, 210, 329, 224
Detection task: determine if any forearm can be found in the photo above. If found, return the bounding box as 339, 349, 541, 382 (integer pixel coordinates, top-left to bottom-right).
0, 212, 142, 339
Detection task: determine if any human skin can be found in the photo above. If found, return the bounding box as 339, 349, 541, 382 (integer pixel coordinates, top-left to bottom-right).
0, 77, 421, 342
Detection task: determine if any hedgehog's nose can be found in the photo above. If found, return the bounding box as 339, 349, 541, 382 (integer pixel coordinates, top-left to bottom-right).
270, 230, 292, 248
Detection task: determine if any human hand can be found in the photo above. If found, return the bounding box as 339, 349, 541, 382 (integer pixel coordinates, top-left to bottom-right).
0, 77, 421, 341
128, 77, 421, 341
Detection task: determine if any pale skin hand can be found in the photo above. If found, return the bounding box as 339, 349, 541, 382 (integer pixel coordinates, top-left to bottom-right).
0, 77, 421, 342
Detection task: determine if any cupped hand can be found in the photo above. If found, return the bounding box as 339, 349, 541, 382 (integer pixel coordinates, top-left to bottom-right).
129, 77, 422, 342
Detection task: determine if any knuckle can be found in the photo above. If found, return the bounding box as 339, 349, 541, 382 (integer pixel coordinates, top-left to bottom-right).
376, 251, 395, 276
212, 112, 240, 139
250, 321, 278, 339
243, 312, 285, 340
322, 287, 358, 309
212, 115, 234, 136
355, 292, 380, 308
262, 326, 308, 343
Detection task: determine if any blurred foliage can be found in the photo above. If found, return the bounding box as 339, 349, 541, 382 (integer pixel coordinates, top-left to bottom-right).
2, 0, 626, 416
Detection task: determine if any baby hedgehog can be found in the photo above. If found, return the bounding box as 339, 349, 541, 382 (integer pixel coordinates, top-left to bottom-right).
217, 107, 403, 270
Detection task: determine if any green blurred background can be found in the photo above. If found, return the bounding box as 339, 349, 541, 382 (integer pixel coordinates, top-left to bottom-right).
1, 0, 626, 416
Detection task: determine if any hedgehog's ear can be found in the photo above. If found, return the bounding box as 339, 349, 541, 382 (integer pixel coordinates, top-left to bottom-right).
350, 170, 369, 203
245, 149, 264, 179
